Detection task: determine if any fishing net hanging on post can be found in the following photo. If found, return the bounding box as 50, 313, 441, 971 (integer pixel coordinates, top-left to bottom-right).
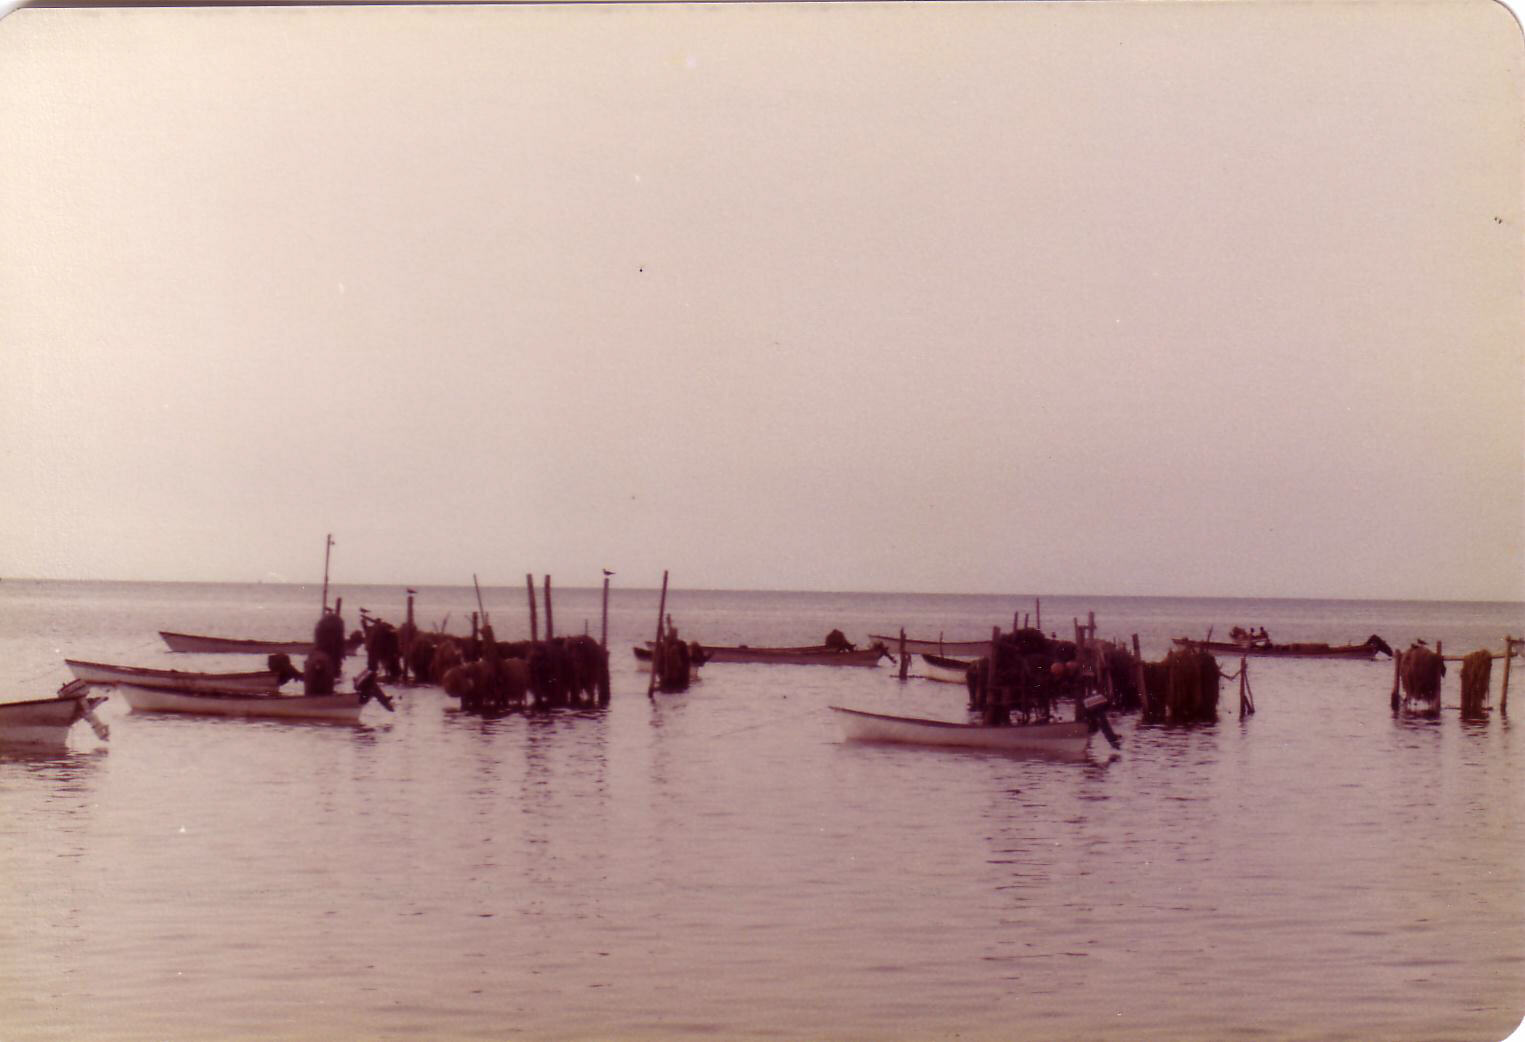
1460, 649, 1492, 719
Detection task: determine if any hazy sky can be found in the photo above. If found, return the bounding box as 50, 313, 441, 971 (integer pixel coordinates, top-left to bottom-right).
1, 1, 1520, 600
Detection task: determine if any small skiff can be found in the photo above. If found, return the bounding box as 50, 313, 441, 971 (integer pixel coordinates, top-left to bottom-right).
1170, 635, 1392, 660
830, 706, 1090, 755
632, 645, 711, 666
160, 630, 314, 655
0, 680, 110, 746
919, 653, 976, 684
868, 635, 993, 657
114, 682, 367, 722
698, 644, 889, 666
67, 658, 282, 693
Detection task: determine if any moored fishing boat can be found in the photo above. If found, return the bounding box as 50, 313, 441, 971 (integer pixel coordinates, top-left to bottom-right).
699, 644, 890, 666
632, 645, 711, 667
160, 630, 315, 655
1170, 635, 1393, 660
868, 635, 993, 657
919, 652, 975, 684
67, 659, 282, 693
829, 706, 1090, 754
0, 680, 110, 746
113, 682, 375, 722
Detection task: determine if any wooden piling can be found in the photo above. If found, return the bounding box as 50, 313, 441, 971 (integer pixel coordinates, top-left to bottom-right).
1132, 634, 1148, 717
898, 628, 909, 681
601, 576, 610, 651
1390, 649, 1402, 713
525, 574, 539, 644
1502, 636, 1517, 716
1035, 598, 1041, 632
320, 532, 334, 611
1238, 656, 1256, 717
544, 575, 554, 642
647, 570, 668, 700
472, 573, 488, 625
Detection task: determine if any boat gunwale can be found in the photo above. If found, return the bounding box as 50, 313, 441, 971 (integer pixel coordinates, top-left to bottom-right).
829, 705, 1086, 735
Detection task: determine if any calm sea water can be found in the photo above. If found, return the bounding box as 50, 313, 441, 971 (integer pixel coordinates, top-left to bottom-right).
1, 580, 1521, 1042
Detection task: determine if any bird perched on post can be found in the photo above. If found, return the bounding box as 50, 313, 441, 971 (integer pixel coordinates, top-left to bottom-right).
603, 569, 615, 577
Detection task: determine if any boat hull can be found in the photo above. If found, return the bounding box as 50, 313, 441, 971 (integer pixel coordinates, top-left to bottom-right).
0, 691, 106, 746
919, 653, 975, 684
869, 635, 992, 657
1171, 638, 1381, 660
160, 631, 314, 655
831, 706, 1090, 754
115, 683, 364, 722
67, 659, 281, 692
700, 646, 886, 666
632, 646, 707, 667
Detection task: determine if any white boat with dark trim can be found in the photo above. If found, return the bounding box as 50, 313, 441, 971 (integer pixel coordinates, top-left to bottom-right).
115, 682, 373, 723
698, 644, 890, 667
67, 658, 282, 693
0, 680, 110, 746
160, 630, 314, 655
830, 706, 1090, 755
919, 653, 975, 685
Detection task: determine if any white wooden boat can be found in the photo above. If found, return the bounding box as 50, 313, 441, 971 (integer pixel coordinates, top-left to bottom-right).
160, 630, 314, 655
67, 658, 281, 693
115, 682, 368, 722
919, 653, 975, 684
830, 706, 1090, 755
698, 644, 890, 666
869, 635, 993, 657
0, 680, 110, 746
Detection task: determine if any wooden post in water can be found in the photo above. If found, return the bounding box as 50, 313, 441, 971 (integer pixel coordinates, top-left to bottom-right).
1035, 598, 1041, 632
1391, 649, 1403, 713
1502, 636, 1517, 716
647, 570, 669, 700
473, 573, 488, 625
525, 574, 539, 644
544, 575, 555, 642
601, 575, 611, 651
320, 533, 334, 611
1132, 633, 1147, 715
988, 625, 1004, 724
898, 628, 909, 681
1238, 656, 1250, 717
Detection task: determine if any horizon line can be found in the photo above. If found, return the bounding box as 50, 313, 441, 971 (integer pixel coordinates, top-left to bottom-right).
2, 575, 1522, 607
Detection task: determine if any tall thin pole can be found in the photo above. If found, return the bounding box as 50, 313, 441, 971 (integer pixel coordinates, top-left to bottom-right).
1502, 636, 1516, 716
525, 574, 539, 644
544, 575, 555, 642
647, 570, 669, 699
601, 576, 611, 651
473, 573, 488, 625
321, 533, 334, 611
